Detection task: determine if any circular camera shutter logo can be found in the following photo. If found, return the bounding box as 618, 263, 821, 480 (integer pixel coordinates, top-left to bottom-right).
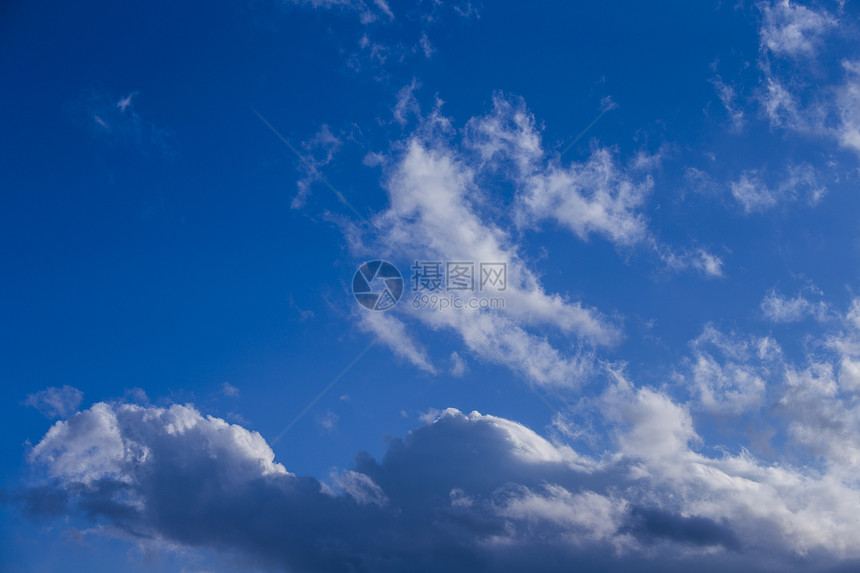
352, 260, 403, 311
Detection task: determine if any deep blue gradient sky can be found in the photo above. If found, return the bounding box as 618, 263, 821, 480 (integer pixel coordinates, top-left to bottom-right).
4, 1, 860, 571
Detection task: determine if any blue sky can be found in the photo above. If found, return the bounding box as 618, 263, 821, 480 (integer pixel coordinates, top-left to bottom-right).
3, 0, 860, 571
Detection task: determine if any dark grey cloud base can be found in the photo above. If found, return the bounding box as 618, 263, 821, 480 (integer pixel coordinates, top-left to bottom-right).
12, 400, 857, 573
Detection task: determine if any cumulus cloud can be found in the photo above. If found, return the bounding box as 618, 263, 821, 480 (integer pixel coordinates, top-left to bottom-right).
27, 298, 860, 567
29, 403, 287, 486
20, 373, 860, 573
772, 299, 860, 471
673, 296, 860, 478
27, 297, 860, 573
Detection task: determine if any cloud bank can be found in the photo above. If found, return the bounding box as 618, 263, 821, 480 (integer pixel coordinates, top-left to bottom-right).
20, 299, 860, 572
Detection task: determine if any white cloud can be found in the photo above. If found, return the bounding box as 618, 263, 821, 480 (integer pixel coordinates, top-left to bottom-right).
710, 75, 745, 132
465, 95, 723, 278
606, 381, 860, 558
392, 79, 420, 126
289, 0, 354, 8
659, 246, 725, 279
673, 298, 860, 481
419, 32, 434, 59
220, 382, 240, 398
754, 2, 860, 160
357, 311, 436, 373
440, 408, 596, 470
760, 76, 808, 131
729, 163, 826, 213
25, 385, 83, 419
29, 403, 287, 486
497, 485, 629, 546
293, 124, 343, 209
353, 124, 618, 385
680, 326, 778, 415
75, 88, 173, 155
418, 407, 442, 424
29, 402, 127, 485
603, 375, 699, 463
836, 60, 860, 155
116, 92, 136, 112
771, 299, 860, 470
330, 470, 388, 506
344, 93, 727, 385
285, 0, 384, 24
761, 287, 828, 322
730, 171, 779, 212
839, 355, 860, 392
281, 0, 473, 73
464, 94, 544, 176
517, 147, 652, 246
372, 0, 393, 19
318, 409, 339, 433
758, 0, 835, 59
19, 297, 860, 565
450, 351, 467, 377
684, 166, 717, 194
449, 487, 473, 507
464, 95, 651, 247
25, 386, 860, 571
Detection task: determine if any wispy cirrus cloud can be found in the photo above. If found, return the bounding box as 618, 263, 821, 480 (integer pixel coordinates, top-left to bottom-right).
280, 0, 477, 74
758, 0, 836, 59
72, 88, 174, 155
297, 90, 728, 384
761, 286, 830, 323
353, 126, 614, 385
729, 162, 827, 213
703, 0, 860, 180
24, 385, 83, 419
292, 124, 343, 209
753, 1, 860, 159
835, 60, 860, 155
710, 73, 746, 132
464, 94, 723, 276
